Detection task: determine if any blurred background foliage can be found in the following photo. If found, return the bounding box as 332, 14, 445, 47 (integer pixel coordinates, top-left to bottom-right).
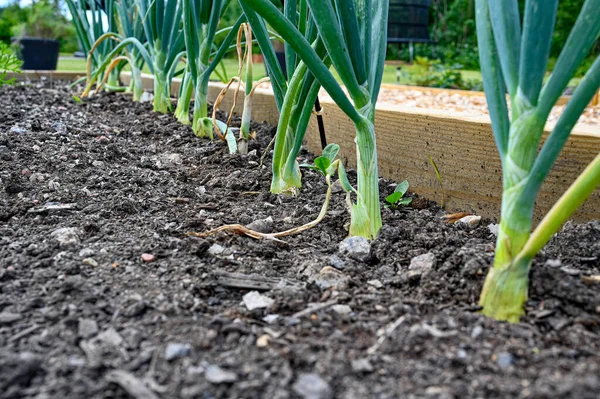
386, 0, 599, 77
0, 0, 78, 52
1, 0, 597, 81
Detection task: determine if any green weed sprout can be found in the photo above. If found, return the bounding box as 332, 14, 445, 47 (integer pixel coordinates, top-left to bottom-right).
385, 181, 412, 208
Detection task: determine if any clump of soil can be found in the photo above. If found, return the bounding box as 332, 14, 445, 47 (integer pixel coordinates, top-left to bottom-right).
1, 79, 599, 398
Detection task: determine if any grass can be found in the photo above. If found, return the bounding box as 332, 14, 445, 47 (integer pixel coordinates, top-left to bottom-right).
57, 56, 580, 89
57, 56, 267, 82
58, 56, 477, 85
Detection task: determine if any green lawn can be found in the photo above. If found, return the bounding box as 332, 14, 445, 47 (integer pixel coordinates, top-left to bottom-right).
58, 56, 580, 89
58, 56, 479, 85
57, 57, 267, 82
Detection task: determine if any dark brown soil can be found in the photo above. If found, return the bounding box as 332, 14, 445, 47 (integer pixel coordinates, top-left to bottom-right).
1, 79, 600, 399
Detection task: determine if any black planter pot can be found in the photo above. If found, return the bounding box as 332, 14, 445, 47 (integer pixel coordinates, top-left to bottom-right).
14, 37, 60, 70
275, 50, 286, 78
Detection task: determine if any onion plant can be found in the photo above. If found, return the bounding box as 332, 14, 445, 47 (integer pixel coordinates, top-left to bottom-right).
66, 0, 121, 89
80, 0, 149, 100
135, 0, 185, 113
174, 64, 194, 124
476, 0, 600, 322
80, 30, 153, 101
113, 0, 148, 100
240, 0, 389, 239
240, 1, 323, 190
211, 23, 271, 154
181, 0, 244, 136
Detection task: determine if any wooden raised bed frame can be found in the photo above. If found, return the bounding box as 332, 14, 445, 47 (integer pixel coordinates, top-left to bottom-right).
10, 70, 600, 223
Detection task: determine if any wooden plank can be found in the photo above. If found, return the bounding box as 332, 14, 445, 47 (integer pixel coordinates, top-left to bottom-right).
7, 70, 85, 81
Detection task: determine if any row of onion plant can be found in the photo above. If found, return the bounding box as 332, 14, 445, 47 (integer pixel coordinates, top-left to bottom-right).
66, 0, 122, 90
68, 0, 600, 324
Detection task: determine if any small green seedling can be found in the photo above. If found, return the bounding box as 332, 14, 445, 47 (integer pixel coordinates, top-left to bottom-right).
385, 180, 412, 208
301, 144, 342, 176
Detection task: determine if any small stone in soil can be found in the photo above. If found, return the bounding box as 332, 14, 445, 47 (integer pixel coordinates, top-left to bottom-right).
50, 227, 80, 248
456, 215, 481, 228
548, 317, 570, 331
78, 318, 99, 339
488, 223, 499, 236
82, 258, 98, 267
292, 373, 333, 399
165, 342, 192, 361
256, 334, 270, 347
246, 216, 274, 233
545, 259, 562, 268
208, 244, 225, 256
205, 365, 238, 384
367, 279, 383, 288
97, 327, 124, 347
328, 255, 346, 270
311, 267, 349, 290
11, 125, 26, 134
0, 312, 22, 325
338, 236, 371, 263
263, 314, 279, 324
351, 358, 374, 373
29, 173, 44, 183
496, 352, 515, 369
407, 252, 435, 277
141, 253, 155, 262
51, 122, 67, 135
243, 291, 274, 311
471, 325, 483, 339
79, 248, 95, 258
332, 304, 352, 315
140, 91, 153, 103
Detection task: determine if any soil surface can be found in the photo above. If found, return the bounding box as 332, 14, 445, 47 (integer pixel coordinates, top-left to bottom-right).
1, 79, 600, 399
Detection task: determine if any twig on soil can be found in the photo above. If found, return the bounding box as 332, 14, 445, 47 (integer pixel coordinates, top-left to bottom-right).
260, 135, 276, 167
290, 299, 339, 320
186, 177, 333, 241
441, 212, 472, 223
420, 323, 457, 338
214, 271, 305, 291
9, 324, 41, 343
367, 315, 407, 355
105, 370, 159, 399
